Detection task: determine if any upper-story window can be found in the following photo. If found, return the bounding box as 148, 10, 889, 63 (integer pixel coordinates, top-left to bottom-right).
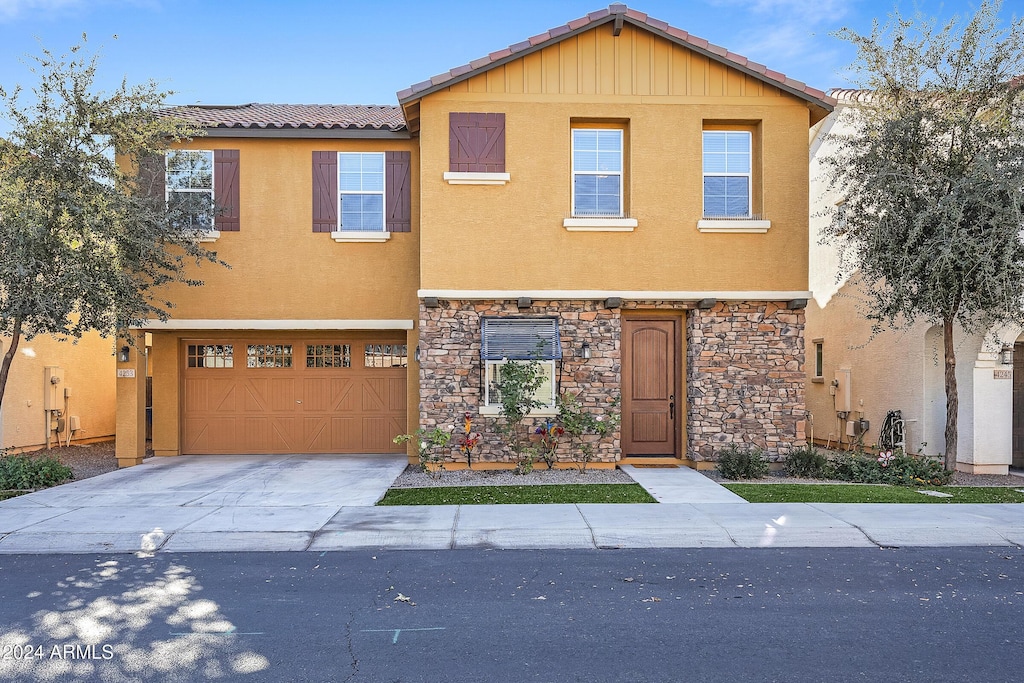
339, 152, 385, 231
166, 150, 214, 230
702, 130, 752, 218
572, 128, 623, 217
312, 150, 410, 239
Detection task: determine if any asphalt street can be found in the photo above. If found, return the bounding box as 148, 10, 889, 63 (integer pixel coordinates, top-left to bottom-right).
1, 548, 1022, 682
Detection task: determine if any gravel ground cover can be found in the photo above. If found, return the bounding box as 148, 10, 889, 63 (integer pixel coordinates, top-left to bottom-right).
5, 440, 152, 482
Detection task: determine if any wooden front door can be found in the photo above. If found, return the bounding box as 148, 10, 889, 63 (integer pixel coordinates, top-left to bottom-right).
1013, 342, 1024, 468
622, 318, 679, 457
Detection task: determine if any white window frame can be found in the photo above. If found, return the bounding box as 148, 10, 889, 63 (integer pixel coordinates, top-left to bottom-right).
165, 150, 216, 237
571, 128, 623, 218
702, 130, 752, 219
813, 339, 824, 381
483, 359, 557, 409
338, 151, 386, 233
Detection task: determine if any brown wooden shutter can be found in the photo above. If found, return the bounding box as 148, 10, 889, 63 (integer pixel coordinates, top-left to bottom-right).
312, 151, 337, 233
449, 112, 505, 172
138, 153, 165, 202
214, 149, 240, 232
386, 151, 411, 233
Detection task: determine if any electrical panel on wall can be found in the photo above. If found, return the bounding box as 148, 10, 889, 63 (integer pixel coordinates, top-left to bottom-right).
43, 366, 64, 412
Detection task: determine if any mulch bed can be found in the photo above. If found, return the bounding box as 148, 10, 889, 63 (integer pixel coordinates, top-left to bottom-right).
7, 441, 153, 482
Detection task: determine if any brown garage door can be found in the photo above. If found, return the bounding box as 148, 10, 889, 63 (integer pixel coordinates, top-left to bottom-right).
181, 336, 407, 454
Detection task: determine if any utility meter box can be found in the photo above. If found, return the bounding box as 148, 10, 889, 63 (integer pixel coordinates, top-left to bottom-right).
43, 366, 64, 412
834, 368, 852, 413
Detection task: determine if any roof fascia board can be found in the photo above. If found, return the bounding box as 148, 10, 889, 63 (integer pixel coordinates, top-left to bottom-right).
201, 128, 411, 139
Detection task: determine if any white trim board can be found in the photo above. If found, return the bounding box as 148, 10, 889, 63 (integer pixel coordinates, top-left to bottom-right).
417, 290, 812, 301
135, 319, 415, 331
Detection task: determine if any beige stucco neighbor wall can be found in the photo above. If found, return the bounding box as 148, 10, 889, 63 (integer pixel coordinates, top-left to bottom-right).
807, 103, 1008, 472
417, 24, 813, 294
1, 332, 116, 450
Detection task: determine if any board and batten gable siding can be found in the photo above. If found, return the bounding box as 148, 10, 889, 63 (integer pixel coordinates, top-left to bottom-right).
450, 24, 783, 99
155, 137, 418, 323
415, 22, 812, 293
449, 113, 506, 172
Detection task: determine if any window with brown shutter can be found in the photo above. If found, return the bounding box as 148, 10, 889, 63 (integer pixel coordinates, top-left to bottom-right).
214, 149, 240, 232
449, 112, 505, 172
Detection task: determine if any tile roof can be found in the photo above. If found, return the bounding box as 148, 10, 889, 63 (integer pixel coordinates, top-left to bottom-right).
161, 103, 407, 131
396, 3, 836, 111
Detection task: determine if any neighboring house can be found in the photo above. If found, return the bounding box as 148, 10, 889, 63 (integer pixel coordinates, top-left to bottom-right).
116, 4, 834, 469
1, 332, 116, 451
806, 89, 1019, 474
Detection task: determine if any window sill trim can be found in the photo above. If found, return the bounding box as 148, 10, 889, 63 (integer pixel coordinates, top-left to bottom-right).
563, 217, 638, 232
478, 405, 558, 418
331, 231, 392, 243
444, 172, 510, 185
198, 230, 221, 243
697, 219, 771, 233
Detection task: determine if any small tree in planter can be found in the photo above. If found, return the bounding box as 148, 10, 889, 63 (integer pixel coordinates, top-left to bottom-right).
491, 358, 545, 474
557, 393, 621, 472
393, 426, 452, 478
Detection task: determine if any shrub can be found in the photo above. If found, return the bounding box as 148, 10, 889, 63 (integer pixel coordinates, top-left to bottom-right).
785, 444, 829, 478
716, 444, 769, 480
0, 453, 73, 490
827, 449, 952, 487
394, 427, 452, 476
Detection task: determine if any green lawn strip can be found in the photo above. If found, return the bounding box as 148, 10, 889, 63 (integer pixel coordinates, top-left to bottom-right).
378, 483, 656, 505
724, 484, 1024, 504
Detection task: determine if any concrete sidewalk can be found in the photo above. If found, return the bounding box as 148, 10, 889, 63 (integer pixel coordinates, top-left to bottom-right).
0, 455, 1022, 553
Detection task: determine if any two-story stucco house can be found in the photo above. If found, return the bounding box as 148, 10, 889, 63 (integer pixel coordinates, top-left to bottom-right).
115, 4, 834, 470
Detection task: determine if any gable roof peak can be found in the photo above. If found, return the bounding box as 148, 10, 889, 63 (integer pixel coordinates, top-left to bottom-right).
396, 4, 835, 117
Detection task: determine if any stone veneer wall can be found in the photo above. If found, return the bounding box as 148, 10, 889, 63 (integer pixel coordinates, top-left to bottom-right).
685, 301, 806, 461
418, 300, 621, 464
418, 299, 806, 465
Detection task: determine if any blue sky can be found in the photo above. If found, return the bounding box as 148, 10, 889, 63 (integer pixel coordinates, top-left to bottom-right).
0, 0, 1018, 110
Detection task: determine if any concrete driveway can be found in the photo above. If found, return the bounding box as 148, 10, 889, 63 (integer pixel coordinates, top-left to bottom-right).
1, 455, 1023, 553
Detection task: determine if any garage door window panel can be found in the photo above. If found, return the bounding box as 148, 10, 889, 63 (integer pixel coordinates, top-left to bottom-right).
187, 344, 233, 368
365, 344, 408, 368
307, 344, 351, 368
247, 344, 293, 368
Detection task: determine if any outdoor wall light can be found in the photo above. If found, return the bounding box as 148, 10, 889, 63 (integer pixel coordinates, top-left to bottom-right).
414, 345, 421, 362
580, 341, 592, 360
1001, 344, 1014, 366
118, 346, 130, 363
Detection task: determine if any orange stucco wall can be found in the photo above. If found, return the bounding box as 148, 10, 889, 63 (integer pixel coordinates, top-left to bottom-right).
417, 24, 811, 292
1, 332, 116, 450
160, 136, 420, 321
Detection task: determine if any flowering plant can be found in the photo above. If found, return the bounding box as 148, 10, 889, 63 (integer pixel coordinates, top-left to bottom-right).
877, 450, 895, 467
457, 411, 482, 468
534, 422, 565, 469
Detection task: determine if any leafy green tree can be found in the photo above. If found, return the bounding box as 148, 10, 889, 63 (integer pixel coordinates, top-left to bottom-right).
821, 0, 1024, 469
0, 40, 219, 409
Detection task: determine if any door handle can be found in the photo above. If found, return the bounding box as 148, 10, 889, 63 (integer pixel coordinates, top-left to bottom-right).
669, 394, 675, 420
